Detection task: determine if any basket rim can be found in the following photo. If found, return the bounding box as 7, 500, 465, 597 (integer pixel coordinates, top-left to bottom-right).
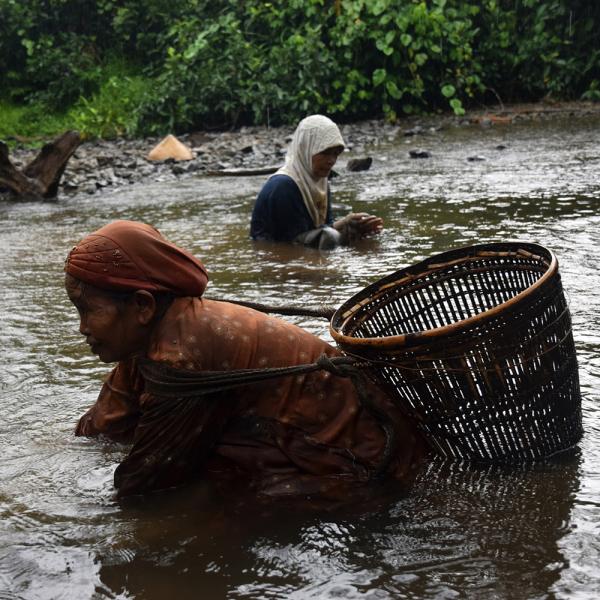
329, 241, 558, 349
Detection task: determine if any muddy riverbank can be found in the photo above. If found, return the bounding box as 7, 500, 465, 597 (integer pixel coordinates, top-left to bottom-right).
6, 100, 600, 198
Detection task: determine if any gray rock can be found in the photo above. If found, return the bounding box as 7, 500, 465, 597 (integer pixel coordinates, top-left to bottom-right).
409, 149, 430, 159
188, 132, 212, 146
346, 157, 373, 172
96, 156, 114, 167
403, 126, 423, 136
8, 109, 542, 198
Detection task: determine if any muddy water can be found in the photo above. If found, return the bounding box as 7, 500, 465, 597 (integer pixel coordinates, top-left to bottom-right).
1, 115, 599, 599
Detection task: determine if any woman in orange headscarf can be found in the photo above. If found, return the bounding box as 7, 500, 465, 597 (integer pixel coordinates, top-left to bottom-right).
65, 220, 427, 499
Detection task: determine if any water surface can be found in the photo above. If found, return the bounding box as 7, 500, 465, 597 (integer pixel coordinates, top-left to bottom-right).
1, 115, 599, 599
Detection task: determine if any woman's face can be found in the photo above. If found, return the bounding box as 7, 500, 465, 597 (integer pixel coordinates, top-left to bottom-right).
311, 145, 344, 179
65, 274, 153, 363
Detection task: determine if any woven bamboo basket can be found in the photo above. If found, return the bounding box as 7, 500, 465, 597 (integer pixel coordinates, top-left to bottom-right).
330, 242, 582, 463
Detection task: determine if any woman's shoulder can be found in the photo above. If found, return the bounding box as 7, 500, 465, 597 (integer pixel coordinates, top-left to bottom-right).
260, 173, 299, 195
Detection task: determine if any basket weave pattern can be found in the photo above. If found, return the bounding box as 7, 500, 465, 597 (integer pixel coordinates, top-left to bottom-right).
331, 243, 582, 463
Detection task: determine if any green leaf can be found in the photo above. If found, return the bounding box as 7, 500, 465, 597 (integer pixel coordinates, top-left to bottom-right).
415, 53, 427, 66
400, 33, 413, 47
441, 84, 456, 98
372, 68, 387, 86
386, 80, 402, 99
371, 0, 386, 17
449, 97, 465, 115
375, 38, 387, 52
22, 39, 34, 56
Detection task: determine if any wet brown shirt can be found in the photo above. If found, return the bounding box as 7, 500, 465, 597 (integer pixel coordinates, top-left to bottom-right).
76, 298, 426, 496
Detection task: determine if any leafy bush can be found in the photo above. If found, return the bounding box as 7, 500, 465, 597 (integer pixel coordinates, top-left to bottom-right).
138, 2, 342, 130
71, 70, 156, 139
326, 0, 484, 119
0, 101, 74, 144
1, 1, 111, 106
474, 0, 600, 102
1, 0, 598, 138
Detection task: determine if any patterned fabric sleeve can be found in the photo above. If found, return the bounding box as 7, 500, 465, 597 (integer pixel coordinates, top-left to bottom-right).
74, 358, 143, 443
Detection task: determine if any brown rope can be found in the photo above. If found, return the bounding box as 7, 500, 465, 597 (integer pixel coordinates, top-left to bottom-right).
205, 294, 574, 379
206, 287, 574, 371
206, 296, 336, 320
138, 354, 365, 397
208, 299, 574, 376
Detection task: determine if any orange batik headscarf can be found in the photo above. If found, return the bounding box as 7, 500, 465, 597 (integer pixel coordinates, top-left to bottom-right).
65, 220, 209, 296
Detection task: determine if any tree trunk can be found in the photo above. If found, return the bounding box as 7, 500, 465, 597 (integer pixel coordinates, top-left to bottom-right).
0, 130, 82, 200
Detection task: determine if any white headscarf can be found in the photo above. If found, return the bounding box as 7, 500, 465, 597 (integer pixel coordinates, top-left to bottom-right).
274, 114, 345, 227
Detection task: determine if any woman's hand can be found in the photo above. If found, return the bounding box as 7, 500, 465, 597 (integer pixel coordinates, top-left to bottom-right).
334, 212, 384, 244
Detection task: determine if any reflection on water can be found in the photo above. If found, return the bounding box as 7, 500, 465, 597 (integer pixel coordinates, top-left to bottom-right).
1, 116, 599, 599
92, 455, 581, 600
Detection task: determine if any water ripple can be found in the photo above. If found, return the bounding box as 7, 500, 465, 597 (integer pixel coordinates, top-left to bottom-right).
1, 115, 600, 599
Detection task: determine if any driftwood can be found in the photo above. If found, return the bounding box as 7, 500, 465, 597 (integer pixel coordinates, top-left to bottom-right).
205, 165, 279, 177
0, 130, 82, 200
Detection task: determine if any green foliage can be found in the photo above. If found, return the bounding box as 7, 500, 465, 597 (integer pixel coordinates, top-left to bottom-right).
325, 0, 482, 119
142, 11, 261, 131
581, 80, 600, 102
1, 0, 598, 138
71, 70, 156, 139
0, 1, 111, 107
474, 0, 600, 101
0, 101, 74, 144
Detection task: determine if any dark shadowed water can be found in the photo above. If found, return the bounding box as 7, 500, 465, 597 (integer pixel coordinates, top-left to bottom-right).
1, 115, 599, 599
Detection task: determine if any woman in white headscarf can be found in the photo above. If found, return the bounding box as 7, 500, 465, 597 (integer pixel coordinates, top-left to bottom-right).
250, 115, 383, 249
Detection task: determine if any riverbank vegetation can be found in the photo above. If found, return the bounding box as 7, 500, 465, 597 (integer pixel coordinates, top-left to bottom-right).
1, 0, 598, 141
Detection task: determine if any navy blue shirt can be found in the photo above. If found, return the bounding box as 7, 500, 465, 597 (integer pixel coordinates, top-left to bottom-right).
250, 175, 333, 242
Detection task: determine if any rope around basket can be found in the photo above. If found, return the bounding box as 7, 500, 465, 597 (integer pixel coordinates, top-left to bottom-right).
205, 297, 336, 321
138, 353, 363, 397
